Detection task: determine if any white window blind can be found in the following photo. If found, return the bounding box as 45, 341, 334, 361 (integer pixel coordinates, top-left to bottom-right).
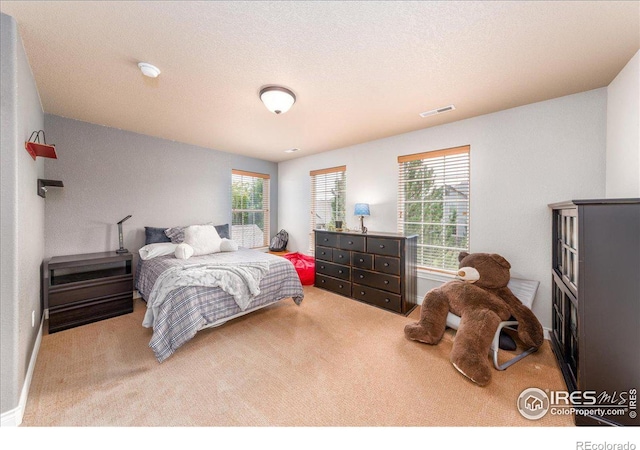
310, 166, 346, 251
398, 145, 470, 272
231, 169, 270, 249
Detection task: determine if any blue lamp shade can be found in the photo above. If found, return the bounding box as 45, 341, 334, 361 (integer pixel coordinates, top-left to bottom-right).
354, 203, 370, 216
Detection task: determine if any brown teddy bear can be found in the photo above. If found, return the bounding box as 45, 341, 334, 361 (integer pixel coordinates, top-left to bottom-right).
404, 252, 544, 386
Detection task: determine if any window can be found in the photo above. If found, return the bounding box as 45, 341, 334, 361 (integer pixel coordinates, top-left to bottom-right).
397, 145, 470, 272
310, 165, 346, 251
231, 170, 270, 248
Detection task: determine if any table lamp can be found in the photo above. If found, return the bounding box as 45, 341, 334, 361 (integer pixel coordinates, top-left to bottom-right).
354, 203, 370, 234
116, 215, 132, 254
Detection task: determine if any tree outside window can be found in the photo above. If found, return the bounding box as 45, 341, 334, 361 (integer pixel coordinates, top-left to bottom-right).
231, 170, 270, 248
398, 146, 470, 272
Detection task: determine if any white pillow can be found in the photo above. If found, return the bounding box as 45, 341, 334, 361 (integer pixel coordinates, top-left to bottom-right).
184, 224, 222, 256
220, 238, 239, 252
139, 243, 178, 260
174, 243, 194, 260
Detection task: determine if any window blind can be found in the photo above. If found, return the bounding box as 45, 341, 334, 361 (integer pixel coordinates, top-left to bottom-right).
231, 169, 270, 249
397, 145, 470, 272
310, 165, 346, 252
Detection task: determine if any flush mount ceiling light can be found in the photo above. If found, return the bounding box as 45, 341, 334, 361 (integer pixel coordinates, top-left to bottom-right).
260, 86, 296, 114
284, 148, 299, 153
138, 62, 161, 78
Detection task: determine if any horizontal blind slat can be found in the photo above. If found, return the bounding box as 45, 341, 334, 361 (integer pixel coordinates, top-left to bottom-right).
397, 145, 470, 163
232, 169, 270, 179
310, 168, 346, 252
232, 172, 270, 248
397, 146, 470, 271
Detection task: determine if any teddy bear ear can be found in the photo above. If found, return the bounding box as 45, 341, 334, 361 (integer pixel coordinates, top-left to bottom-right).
490, 254, 511, 269
458, 251, 470, 262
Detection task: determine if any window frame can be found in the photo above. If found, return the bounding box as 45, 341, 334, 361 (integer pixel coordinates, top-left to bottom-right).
397, 145, 470, 274
309, 165, 347, 252
231, 169, 270, 249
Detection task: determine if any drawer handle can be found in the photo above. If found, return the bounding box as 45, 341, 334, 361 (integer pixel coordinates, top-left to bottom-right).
339, 284, 343, 288
348, 241, 353, 245
359, 258, 364, 262
359, 275, 364, 279
321, 280, 325, 283
384, 280, 389, 285
360, 291, 365, 295
338, 270, 343, 274
338, 255, 343, 258
379, 244, 385, 249
320, 265, 325, 269
384, 263, 389, 267
384, 298, 390, 303
322, 252, 326, 255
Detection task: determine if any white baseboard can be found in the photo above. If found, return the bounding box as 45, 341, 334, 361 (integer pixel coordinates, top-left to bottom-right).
0, 317, 43, 427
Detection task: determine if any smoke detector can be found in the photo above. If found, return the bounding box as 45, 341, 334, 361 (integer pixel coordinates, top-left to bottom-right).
138, 62, 161, 78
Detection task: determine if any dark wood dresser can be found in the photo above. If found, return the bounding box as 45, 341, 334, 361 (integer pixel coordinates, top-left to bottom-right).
549, 199, 639, 426
314, 230, 418, 315
44, 251, 134, 333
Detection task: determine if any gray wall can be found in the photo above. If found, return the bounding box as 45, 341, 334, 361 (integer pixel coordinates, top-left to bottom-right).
278, 88, 608, 331
606, 50, 640, 198
43, 115, 279, 264
1, 13, 45, 419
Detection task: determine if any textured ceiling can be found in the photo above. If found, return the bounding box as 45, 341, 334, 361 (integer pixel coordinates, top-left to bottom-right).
1, 1, 639, 162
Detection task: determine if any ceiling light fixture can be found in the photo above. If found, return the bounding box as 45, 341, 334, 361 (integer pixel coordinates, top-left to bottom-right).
260, 86, 296, 114
419, 104, 455, 118
285, 148, 299, 153
138, 62, 161, 78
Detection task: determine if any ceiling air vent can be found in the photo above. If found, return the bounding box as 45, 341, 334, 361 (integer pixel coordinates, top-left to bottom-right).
419, 104, 456, 118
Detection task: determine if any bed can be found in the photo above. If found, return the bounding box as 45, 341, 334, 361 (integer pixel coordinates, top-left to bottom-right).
135, 226, 304, 362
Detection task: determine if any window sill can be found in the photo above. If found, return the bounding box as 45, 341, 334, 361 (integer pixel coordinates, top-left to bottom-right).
417, 268, 458, 283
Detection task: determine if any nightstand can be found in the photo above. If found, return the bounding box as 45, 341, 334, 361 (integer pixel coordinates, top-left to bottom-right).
44, 251, 134, 333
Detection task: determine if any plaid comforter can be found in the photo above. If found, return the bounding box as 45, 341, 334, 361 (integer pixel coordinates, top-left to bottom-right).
136, 248, 304, 362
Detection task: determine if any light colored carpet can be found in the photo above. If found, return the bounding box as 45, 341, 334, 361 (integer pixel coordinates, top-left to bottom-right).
22, 286, 574, 427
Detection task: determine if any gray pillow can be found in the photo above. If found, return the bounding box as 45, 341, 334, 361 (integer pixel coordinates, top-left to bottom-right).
145, 227, 172, 245
215, 224, 230, 240
165, 223, 230, 243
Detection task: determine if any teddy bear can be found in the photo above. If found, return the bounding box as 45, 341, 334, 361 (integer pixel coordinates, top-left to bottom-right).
404, 251, 544, 386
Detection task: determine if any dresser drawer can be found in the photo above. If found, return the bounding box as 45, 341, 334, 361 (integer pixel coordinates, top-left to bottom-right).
352, 268, 401, 294
315, 246, 332, 261
315, 274, 351, 297
316, 232, 337, 248
352, 252, 373, 270
375, 256, 400, 275
338, 235, 366, 252
353, 284, 402, 313
48, 275, 132, 307
367, 237, 401, 257
316, 261, 350, 281
332, 249, 351, 264
48, 292, 133, 333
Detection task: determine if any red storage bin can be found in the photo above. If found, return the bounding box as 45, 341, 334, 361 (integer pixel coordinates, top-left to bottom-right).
283, 252, 315, 285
